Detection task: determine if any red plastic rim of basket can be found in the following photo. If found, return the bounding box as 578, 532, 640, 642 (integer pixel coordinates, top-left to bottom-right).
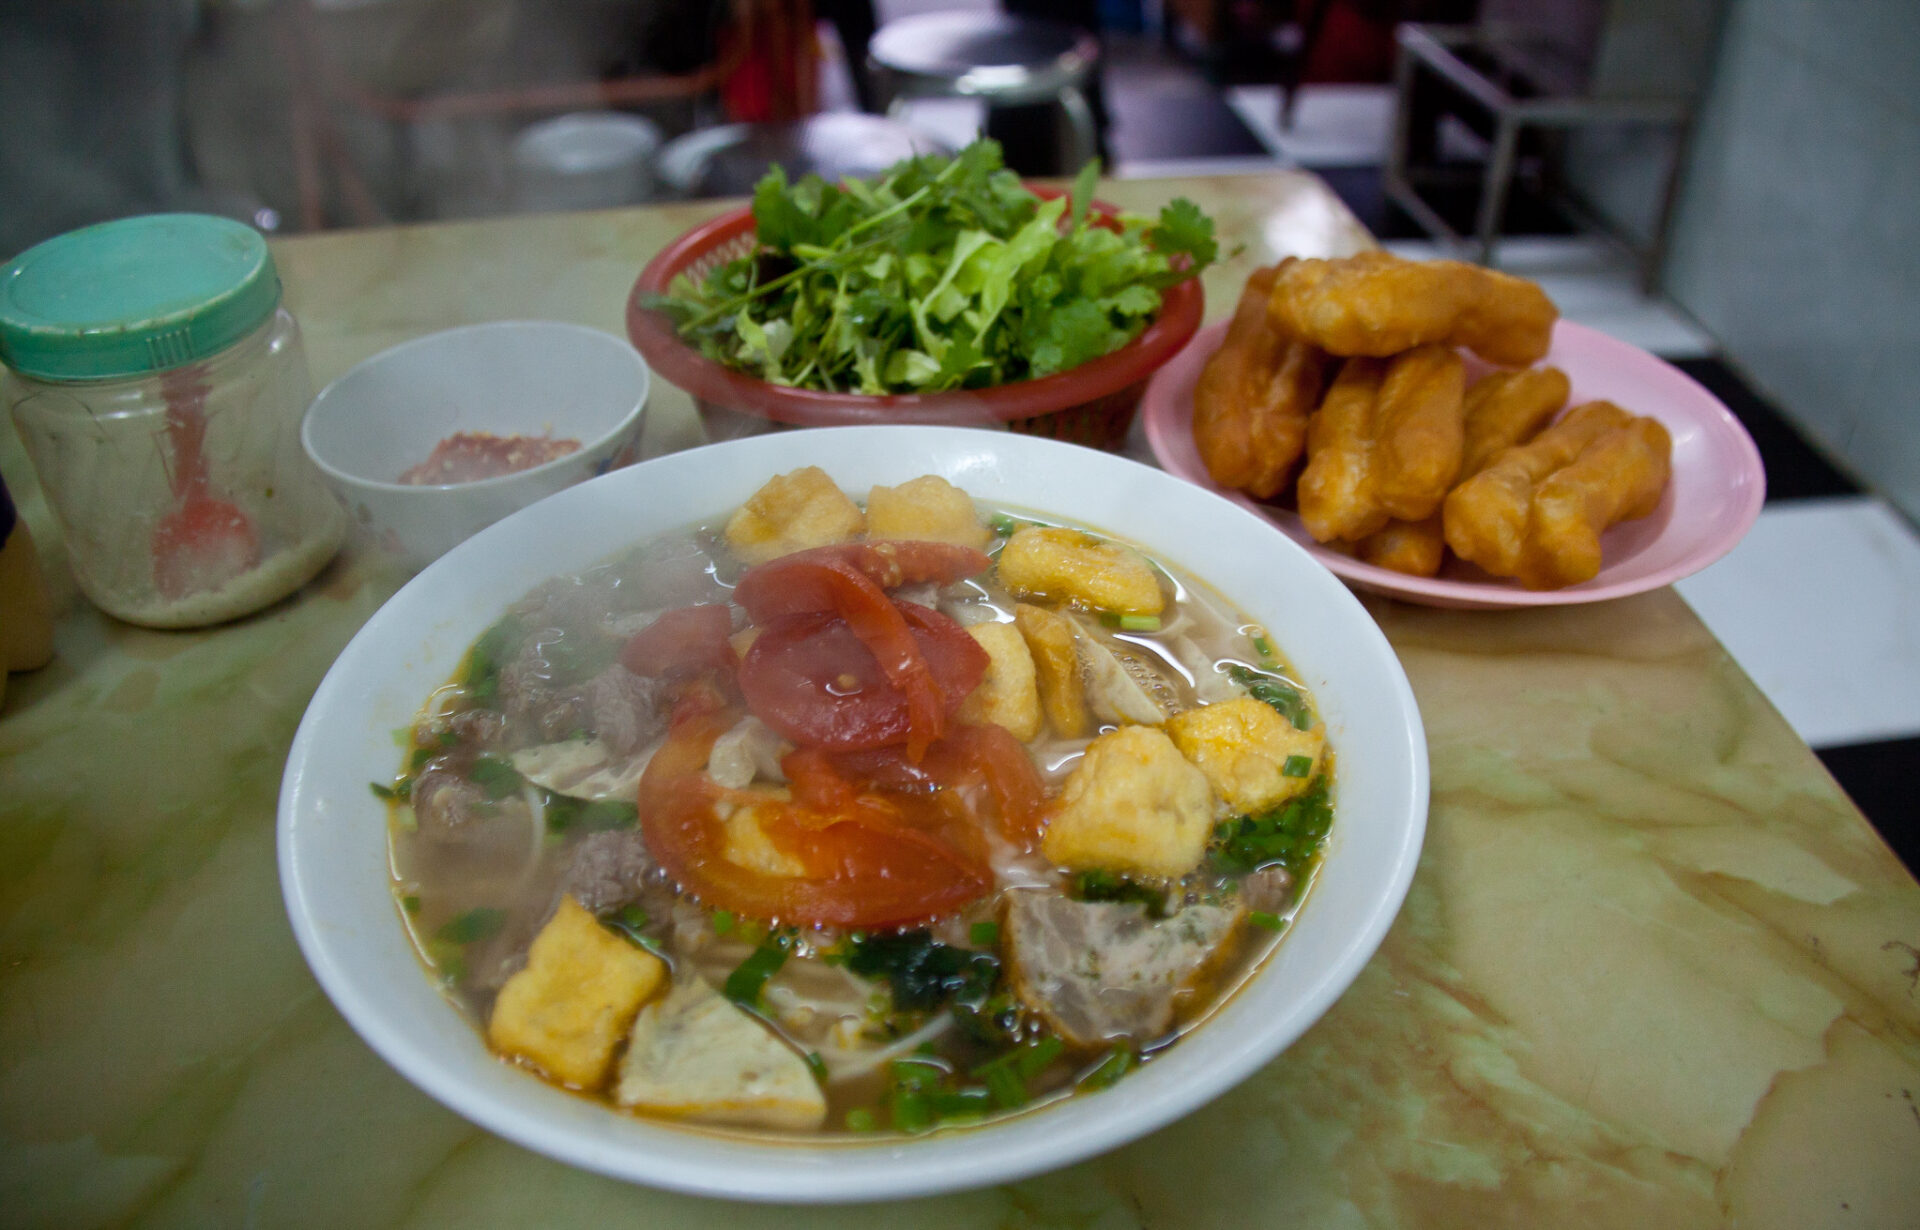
625, 188, 1205, 428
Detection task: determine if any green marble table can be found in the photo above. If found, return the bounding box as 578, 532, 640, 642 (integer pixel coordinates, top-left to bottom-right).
4, 173, 1918, 1229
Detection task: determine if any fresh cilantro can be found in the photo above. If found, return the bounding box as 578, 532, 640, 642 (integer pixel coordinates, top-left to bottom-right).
654, 139, 1215, 394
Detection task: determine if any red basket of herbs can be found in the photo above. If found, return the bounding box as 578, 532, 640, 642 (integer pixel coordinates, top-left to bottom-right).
625, 145, 1211, 450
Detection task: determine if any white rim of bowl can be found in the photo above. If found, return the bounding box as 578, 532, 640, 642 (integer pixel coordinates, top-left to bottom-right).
300, 319, 651, 494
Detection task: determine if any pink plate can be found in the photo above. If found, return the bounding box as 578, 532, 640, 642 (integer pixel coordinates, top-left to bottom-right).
1142, 319, 1766, 609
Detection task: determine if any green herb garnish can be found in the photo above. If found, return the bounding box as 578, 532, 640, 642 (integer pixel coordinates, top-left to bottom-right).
1282, 754, 1314, 778
1078, 1046, 1137, 1090
462, 616, 523, 708
467, 756, 522, 800
1226, 664, 1312, 731
370, 779, 411, 802
1249, 910, 1287, 932
543, 794, 638, 833
1211, 777, 1333, 875
968, 920, 1001, 947
1069, 868, 1169, 918
1099, 611, 1163, 632
434, 907, 506, 946
650, 140, 1216, 395
844, 930, 999, 1013
723, 933, 793, 1007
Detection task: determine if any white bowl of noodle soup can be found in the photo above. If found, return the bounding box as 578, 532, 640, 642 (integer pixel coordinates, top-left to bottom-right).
277, 425, 1427, 1202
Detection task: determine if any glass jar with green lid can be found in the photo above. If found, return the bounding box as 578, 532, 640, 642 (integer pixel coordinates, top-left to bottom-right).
1, 213, 345, 628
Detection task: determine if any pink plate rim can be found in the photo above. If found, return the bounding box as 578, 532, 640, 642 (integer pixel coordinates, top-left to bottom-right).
1141, 318, 1767, 610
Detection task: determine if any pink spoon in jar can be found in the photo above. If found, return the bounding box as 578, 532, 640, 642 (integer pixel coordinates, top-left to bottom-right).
151, 366, 259, 600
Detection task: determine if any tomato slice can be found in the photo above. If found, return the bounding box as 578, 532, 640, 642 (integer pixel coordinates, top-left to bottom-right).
821, 723, 1047, 847
737, 603, 987, 752
638, 701, 991, 927
619, 604, 736, 680
731, 543, 989, 758
732, 542, 991, 618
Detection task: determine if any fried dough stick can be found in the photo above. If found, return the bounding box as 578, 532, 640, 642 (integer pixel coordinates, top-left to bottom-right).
1270, 250, 1558, 367
1192, 264, 1329, 498
1520, 416, 1671, 589
1373, 344, 1467, 521
1296, 358, 1389, 544
1445, 400, 1671, 587
1460, 366, 1572, 475
1357, 364, 1569, 576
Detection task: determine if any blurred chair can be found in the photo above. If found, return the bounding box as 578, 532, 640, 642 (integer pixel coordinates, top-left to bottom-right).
656, 114, 947, 198
1384, 14, 1704, 285
867, 11, 1100, 174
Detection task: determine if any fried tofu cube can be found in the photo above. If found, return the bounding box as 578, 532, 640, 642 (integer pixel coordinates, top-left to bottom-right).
864, 475, 990, 549
997, 526, 1165, 616
724, 466, 865, 565
1043, 725, 1214, 878
487, 895, 667, 1089
957, 620, 1042, 742
617, 977, 827, 1130
1166, 696, 1325, 814
1014, 602, 1091, 738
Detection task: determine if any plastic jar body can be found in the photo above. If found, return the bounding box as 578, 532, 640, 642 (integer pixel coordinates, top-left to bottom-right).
6, 308, 345, 628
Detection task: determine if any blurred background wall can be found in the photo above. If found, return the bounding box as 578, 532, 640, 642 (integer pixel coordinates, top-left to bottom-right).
1654, 0, 1920, 523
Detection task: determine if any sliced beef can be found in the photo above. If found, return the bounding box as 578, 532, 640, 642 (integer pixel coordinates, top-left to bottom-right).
561, 829, 658, 915
1006, 892, 1242, 1047
412, 769, 498, 841
1240, 864, 1296, 915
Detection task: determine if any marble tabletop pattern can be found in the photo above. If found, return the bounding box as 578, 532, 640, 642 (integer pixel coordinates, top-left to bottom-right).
3, 172, 1917, 1229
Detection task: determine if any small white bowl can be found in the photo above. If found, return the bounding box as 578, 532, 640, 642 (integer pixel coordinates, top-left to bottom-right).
301, 320, 650, 568
278, 426, 1428, 1203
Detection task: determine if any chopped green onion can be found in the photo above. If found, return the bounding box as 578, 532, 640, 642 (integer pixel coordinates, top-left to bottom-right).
409, 746, 436, 772
401, 894, 421, 914
438, 730, 460, 748
989, 513, 1024, 537
434, 907, 506, 946
603, 905, 661, 955
1251, 632, 1275, 661
723, 934, 792, 1006
1078, 1046, 1136, 1090
1282, 754, 1314, 778
1015, 1036, 1066, 1078
467, 756, 522, 800
845, 1108, 878, 1132
890, 1057, 948, 1091
1099, 611, 1162, 632
804, 1051, 829, 1085
891, 1088, 933, 1133
543, 795, 638, 833
711, 909, 736, 936
930, 1088, 994, 1119
369, 780, 408, 802
968, 920, 1001, 947
982, 1063, 1028, 1109
1249, 910, 1286, 932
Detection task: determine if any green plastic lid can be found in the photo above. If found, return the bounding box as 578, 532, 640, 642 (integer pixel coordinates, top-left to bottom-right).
0, 213, 282, 381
